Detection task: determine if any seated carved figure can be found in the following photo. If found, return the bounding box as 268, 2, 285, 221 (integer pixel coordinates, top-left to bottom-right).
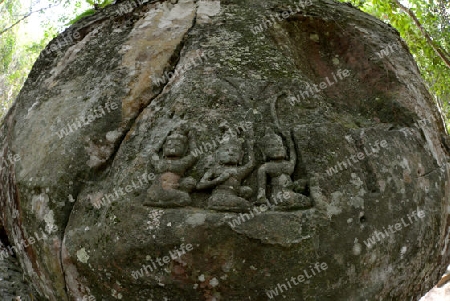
257, 128, 312, 210
144, 128, 197, 208
197, 129, 255, 212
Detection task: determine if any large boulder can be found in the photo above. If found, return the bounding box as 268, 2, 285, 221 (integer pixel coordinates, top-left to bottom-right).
1, 0, 449, 300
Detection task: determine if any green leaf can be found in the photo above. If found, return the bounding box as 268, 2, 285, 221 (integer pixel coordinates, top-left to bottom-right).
67, 8, 96, 25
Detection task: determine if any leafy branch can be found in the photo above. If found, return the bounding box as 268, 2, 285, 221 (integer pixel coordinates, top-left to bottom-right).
0, 3, 59, 37
392, 0, 450, 69
67, 0, 114, 25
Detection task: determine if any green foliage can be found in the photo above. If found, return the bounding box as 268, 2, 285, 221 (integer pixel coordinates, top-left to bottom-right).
67, 8, 97, 25
0, 0, 22, 119
338, 0, 450, 131
0, 34, 15, 71
88, 0, 115, 8
67, 0, 114, 25
0, 0, 87, 122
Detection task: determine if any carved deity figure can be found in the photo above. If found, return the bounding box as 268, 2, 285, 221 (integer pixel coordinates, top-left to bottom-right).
257, 128, 312, 210
197, 127, 255, 212
144, 127, 197, 207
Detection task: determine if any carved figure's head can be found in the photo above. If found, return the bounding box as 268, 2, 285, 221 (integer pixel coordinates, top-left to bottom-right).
217, 134, 243, 165
261, 128, 286, 160
163, 129, 188, 158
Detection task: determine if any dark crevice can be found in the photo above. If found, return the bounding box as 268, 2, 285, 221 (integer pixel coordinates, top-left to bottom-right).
59, 183, 85, 299
103, 3, 198, 170
360, 215, 366, 223
417, 167, 439, 178
0, 224, 12, 251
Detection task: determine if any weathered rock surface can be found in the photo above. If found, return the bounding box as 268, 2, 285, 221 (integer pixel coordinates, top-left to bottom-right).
1, 0, 450, 300
421, 266, 450, 301
0, 240, 38, 300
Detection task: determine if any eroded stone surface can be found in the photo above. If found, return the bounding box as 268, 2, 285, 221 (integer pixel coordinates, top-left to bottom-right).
1, 0, 450, 300
0, 242, 38, 300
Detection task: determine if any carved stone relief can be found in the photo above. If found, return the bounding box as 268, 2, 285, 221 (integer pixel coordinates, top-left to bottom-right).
143, 96, 314, 212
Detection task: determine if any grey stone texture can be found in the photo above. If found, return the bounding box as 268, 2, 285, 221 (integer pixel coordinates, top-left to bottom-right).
1, 0, 450, 300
